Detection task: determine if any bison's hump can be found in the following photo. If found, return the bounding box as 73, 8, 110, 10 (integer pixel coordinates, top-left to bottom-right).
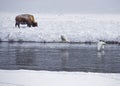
17, 14, 33, 19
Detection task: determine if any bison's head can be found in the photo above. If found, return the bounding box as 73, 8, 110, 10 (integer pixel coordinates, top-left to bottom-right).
32, 22, 38, 27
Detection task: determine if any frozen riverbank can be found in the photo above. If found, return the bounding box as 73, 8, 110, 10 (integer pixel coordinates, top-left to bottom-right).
0, 13, 120, 42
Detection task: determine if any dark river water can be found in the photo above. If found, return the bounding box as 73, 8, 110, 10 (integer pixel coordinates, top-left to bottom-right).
0, 42, 120, 73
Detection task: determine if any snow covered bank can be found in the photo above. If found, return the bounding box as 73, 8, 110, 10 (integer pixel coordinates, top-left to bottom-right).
0, 13, 120, 42
0, 70, 120, 86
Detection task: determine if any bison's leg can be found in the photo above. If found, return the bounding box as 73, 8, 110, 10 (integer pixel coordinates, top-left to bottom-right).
15, 23, 17, 27
27, 23, 32, 27
18, 24, 20, 28
15, 22, 20, 28
27, 24, 31, 27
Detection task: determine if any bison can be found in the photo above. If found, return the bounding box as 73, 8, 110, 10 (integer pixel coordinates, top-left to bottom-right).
15, 14, 38, 28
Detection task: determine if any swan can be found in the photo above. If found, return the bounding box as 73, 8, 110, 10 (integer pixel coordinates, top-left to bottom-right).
97, 40, 106, 51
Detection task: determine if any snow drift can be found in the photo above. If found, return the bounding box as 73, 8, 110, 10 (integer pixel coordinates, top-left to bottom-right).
0, 13, 120, 42
0, 70, 120, 86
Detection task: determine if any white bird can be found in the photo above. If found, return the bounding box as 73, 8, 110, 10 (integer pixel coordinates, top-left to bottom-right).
97, 40, 106, 51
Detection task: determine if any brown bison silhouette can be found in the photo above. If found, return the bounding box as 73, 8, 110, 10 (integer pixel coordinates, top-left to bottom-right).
15, 14, 38, 28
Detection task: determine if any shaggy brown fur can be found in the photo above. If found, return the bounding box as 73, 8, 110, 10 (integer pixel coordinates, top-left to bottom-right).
15, 14, 38, 28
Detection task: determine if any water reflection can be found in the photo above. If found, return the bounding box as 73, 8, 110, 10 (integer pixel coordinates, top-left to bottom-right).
60, 49, 69, 70
15, 48, 35, 66
97, 51, 105, 58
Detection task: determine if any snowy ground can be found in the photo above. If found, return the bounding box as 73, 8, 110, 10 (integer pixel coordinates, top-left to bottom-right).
0, 13, 120, 42
0, 13, 120, 86
0, 70, 120, 86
